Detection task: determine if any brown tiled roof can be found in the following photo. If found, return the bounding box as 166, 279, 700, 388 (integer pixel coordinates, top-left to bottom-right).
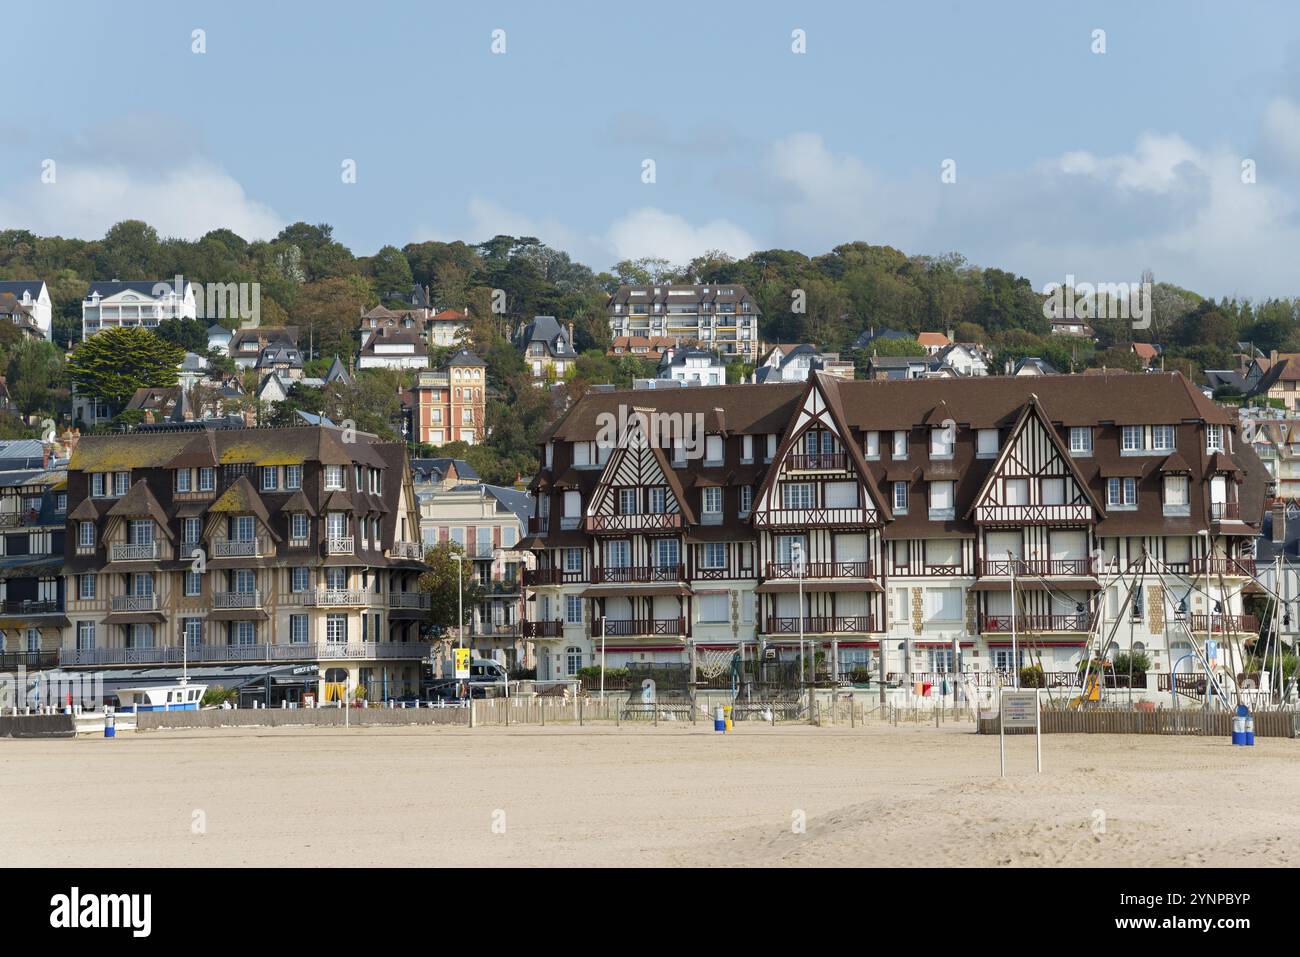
105, 479, 174, 536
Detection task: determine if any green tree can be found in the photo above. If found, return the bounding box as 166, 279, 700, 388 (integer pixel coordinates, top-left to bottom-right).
5, 339, 63, 416
418, 542, 484, 633
65, 327, 184, 412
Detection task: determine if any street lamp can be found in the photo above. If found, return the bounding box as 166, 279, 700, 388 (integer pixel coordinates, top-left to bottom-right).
792, 540, 806, 701
452, 552, 465, 701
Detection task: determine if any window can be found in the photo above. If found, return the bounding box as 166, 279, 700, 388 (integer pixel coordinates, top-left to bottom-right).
893, 482, 908, 514
705, 435, 723, 464
565, 595, 583, 624
1069, 427, 1092, 455
1121, 426, 1143, 452
776, 535, 806, 566
78, 522, 95, 548
698, 594, 729, 623
233, 620, 256, 645
647, 487, 667, 514
326, 614, 347, 643
924, 587, 962, 622
702, 487, 722, 515
325, 465, 345, 490
930, 427, 955, 459
78, 574, 96, 600
606, 540, 630, 567
928, 481, 955, 519
185, 571, 202, 597
198, 467, 215, 492
864, 431, 880, 459
261, 466, 278, 491
1107, 477, 1137, 508
76, 621, 96, 650
1164, 474, 1190, 512
91, 473, 106, 498
654, 538, 680, 569
564, 547, 583, 572
703, 542, 726, 569
1151, 425, 1176, 451
782, 483, 814, 509
742, 435, 754, 462
231, 515, 255, 542
128, 519, 154, 546
291, 566, 310, 592
182, 517, 201, 546
1206, 425, 1224, 453
739, 485, 753, 514
184, 618, 204, 648
618, 488, 637, 515
977, 429, 999, 457
1004, 478, 1029, 505
892, 431, 909, 459
286, 465, 303, 490
175, 469, 192, 492
113, 472, 129, 496
291, 513, 310, 541
565, 646, 584, 675
290, 614, 309, 644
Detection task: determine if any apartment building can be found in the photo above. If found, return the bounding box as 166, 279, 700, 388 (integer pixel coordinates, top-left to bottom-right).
61, 423, 431, 701
0, 460, 67, 670
81, 280, 198, 340
407, 350, 487, 445
520, 372, 1265, 688
517, 316, 578, 385
606, 284, 760, 359
0, 281, 52, 340
414, 470, 534, 670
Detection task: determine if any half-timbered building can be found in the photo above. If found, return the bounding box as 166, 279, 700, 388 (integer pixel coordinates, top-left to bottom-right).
520, 372, 1267, 687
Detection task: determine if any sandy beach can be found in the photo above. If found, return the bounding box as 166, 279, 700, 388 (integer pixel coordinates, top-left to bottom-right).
4, 722, 1296, 867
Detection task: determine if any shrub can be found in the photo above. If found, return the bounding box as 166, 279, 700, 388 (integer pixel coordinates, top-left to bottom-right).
201, 685, 238, 707
576, 666, 628, 684
1111, 650, 1151, 675
1019, 665, 1046, 688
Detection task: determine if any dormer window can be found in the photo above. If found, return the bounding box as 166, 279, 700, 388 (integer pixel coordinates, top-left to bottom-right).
930, 427, 955, 460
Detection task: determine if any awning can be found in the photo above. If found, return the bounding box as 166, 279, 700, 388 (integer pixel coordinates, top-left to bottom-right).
102, 612, 167, 625
0, 615, 70, 630
1159, 452, 1191, 473
970, 578, 1099, 591
581, 584, 690, 597
755, 580, 882, 594
985, 639, 1089, 647
207, 609, 271, 621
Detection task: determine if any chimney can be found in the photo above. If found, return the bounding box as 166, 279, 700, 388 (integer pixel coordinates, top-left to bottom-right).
1273, 502, 1287, 545
568, 321, 575, 346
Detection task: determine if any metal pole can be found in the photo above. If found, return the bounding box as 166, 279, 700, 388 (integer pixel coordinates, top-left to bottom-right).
599, 614, 606, 701
1010, 552, 1019, 690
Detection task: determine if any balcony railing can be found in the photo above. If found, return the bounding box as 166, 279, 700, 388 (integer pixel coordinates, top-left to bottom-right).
110, 594, 158, 612
595, 617, 687, 638
980, 614, 1092, 633
754, 507, 873, 529
766, 561, 872, 579
978, 558, 1095, 577
110, 542, 160, 561
591, 564, 684, 584
1192, 557, 1256, 577
387, 592, 431, 610
522, 567, 588, 587
765, 616, 875, 635
521, 619, 565, 638
60, 641, 434, 668
785, 452, 846, 471
1210, 502, 1241, 521
527, 516, 549, 535
1189, 614, 1259, 634
973, 504, 1093, 525
0, 599, 62, 615
388, 541, 425, 560
213, 590, 261, 609
326, 536, 354, 555
214, 540, 260, 558
583, 513, 683, 533
303, 588, 369, 607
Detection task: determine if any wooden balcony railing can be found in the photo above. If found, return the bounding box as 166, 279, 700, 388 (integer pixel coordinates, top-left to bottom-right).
214, 540, 260, 558
973, 504, 1093, 525
521, 619, 565, 638
0, 599, 62, 615
303, 588, 369, 607
583, 513, 683, 533
980, 614, 1092, 633
387, 541, 425, 560
765, 561, 872, 579
785, 452, 846, 471
110, 594, 159, 612
764, 616, 875, 634
110, 542, 161, 562
522, 567, 588, 587
528, 516, 550, 535
591, 564, 684, 584
754, 507, 873, 529
978, 558, 1095, 577
326, 536, 354, 555
594, 617, 687, 638
1189, 614, 1259, 634
213, 590, 261, 609
60, 642, 433, 668
1210, 502, 1241, 521
387, 592, 431, 610
1192, 557, 1256, 577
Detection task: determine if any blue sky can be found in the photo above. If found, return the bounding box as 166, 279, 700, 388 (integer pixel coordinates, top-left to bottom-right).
6, 1, 1300, 296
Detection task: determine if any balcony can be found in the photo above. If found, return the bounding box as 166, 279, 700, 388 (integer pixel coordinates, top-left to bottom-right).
785, 452, 846, 471
594, 617, 687, 638
0, 650, 59, 670
766, 561, 873, 580
753, 507, 873, 529
522, 567, 588, 587
111, 594, 158, 612
591, 564, 684, 585
110, 542, 161, 562
213, 590, 262, 609
0, 599, 62, 616
60, 641, 434, 668
528, 516, 549, 535
1189, 614, 1259, 634
464, 542, 496, 559
326, 536, 354, 556
388, 541, 425, 561
303, 588, 369, 607
1192, 557, 1256, 577
583, 513, 683, 534
1210, 502, 1241, 522
978, 559, 1095, 578
521, 619, 565, 638
980, 614, 1091, 633
764, 616, 875, 635
388, 592, 431, 610
973, 504, 1093, 525
214, 540, 260, 558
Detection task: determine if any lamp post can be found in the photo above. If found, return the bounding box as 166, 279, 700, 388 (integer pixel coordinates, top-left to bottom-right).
793, 541, 807, 707
452, 552, 465, 701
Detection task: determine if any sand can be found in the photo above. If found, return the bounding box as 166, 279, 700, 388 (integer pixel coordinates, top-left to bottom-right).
4, 722, 1297, 867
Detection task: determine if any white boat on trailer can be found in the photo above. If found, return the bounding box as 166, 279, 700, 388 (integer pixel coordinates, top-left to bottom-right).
113, 680, 207, 712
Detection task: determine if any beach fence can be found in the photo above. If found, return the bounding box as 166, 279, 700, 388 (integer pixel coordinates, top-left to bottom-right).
136, 705, 470, 731
978, 707, 1300, 738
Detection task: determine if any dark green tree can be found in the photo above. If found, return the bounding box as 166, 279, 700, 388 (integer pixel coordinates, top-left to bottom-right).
65, 327, 184, 411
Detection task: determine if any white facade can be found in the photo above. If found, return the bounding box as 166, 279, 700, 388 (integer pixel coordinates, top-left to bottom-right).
82, 282, 198, 340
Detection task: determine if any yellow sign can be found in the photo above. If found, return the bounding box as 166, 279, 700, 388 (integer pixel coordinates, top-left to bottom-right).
454, 648, 471, 680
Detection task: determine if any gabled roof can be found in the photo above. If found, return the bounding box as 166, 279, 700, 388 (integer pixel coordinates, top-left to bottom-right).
105, 479, 174, 536
86, 280, 195, 300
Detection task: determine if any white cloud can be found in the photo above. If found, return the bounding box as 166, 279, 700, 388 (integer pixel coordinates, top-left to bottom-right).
603, 207, 756, 264
0, 159, 283, 240
1260, 95, 1300, 170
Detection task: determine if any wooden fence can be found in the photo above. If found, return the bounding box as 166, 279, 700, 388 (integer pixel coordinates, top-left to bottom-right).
978, 707, 1300, 738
